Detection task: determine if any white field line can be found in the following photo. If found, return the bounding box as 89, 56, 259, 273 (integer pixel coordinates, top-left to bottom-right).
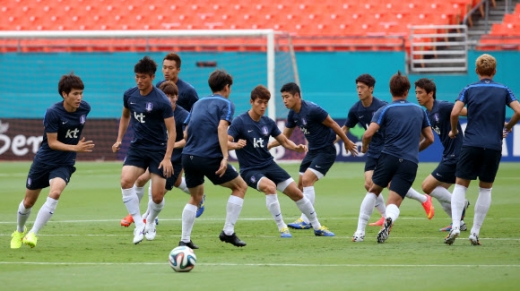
0, 261, 519, 267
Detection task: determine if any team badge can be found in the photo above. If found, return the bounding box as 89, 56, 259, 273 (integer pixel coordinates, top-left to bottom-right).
301, 118, 307, 126
261, 126, 269, 136
80, 115, 86, 124
434, 113, 439, 123
146, 102, 153, 112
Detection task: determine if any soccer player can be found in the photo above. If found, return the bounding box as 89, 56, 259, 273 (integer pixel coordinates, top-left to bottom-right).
353, 71, 434, 243
10, 73, 94, 249
119, 80, 205, 229
156, 52, 199, 112
268, 82, 358, 230
341, 74, 434, 234
228, 85, 335, 238
415, 78, 470, 232
112, 56, 176, 244
179, 70, 248, 249
444, 54, 520, 246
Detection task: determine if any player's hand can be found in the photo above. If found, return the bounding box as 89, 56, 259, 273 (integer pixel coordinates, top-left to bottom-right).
267, 141, 276, 150
361, 144, 368, 153
503, 122, 512, 138
344, 139, 358, 156
448, 129, 458, 139
158, 159, 173, 178
112, 141, 122, 153
294, 144, 307, 153
76, 137, 95, 153
215, 158, 228, 177
235, 139, 247, 149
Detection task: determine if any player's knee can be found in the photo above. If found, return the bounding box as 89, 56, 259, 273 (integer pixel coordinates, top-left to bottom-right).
421, 181, 434, 194
364, 181, 371, 191
135, 177, 148, 187
120, 177, 135, 189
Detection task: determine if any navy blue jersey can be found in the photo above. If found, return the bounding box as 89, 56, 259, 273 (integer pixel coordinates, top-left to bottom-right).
457, 78, 517, 151
36, 100, 91, 166
228, 112, 281, 171
372, 100, 430, 164
286, 100, 336, 150
344, 97, 388, 158
124, 86, 174, 151
171, 105, 189, 164
183, 94, 235, 158
427, 100, 463, 162
156, 78, 199, 112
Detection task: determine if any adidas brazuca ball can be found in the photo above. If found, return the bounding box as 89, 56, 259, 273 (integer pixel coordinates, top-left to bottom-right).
169, 246, 197, 272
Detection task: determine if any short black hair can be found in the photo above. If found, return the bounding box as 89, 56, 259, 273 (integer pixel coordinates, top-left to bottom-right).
159, 81, 178, 96
389, 71, 410, 97
414, 78, 437, 100
58, 73, 84, 97
355, 74, 376, 88
208, 70, 233, 92
280, 82, 301, 96
134, 56, 157, 75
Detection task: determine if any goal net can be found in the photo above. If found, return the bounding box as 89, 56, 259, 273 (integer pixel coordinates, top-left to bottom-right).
0, 29, 299, 161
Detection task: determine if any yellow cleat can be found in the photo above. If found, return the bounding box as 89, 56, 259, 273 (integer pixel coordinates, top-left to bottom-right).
10, 227, 27, 249
23, 232, 38, 248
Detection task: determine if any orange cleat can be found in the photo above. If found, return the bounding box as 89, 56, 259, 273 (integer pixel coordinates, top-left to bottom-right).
422, 194, 435, 220
369, 216, 385, 227
120, 214, 134, 227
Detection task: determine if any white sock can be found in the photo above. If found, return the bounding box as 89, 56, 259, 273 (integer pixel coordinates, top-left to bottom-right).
223, 195, 244, 235
357, 193, 376, 232
266, 194, 286, 230
451, 184, 467, 229
300, 186, 315, 223
471, 188, 492, 236
17, 201, 32, 232
29, 197, 58, 235
142, 190, 153, 219
134, 185, 145, 203
374, 193, 386, 216
177, 177, 190, 195
295, 197, 321, 230
146, 198, 164, 225
431, 186, 452, 217
181, 204, 197, 242
122, 187, 144, 230
406, 188, 427, 203
385, 203, 400, 223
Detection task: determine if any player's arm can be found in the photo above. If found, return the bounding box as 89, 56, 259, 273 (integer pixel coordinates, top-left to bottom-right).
274, 133, 307, 153
268, 127, 295, 149
449, 101, 465, 138
323, 115, 357, 156
419, 126, 434, 151
227, 135, 247, 150
158, 116, 176, 177
505, 100, 520, 134
459, 107, 468, 116
334, 125, 349, 143
112, 107, 131, 153
47, 133, 94, 152
362, 122, 379, 153
215, 120, 230, 177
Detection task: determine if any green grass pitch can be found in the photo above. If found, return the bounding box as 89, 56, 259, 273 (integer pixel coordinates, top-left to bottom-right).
1, 161, 519, 290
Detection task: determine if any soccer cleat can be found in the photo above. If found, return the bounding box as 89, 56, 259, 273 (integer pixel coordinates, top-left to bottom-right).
22, 231, 38, 248
144, 222, 156, 241
279, 227, 292, 238
287, 218, 312, 229
444, 227, 460, 245
314, 226, 335, 237
469, 233, 481, 246
196, 194, 206, 218
219, 231, 246, 247
352, 231, 365, 242
10, 227, 27, 249
439, 221, 467, 232
461, 200, 470, 221
133, 226, 145, 244
120, 214, 134, 227
179, 240, 199, 249
421, 194, 435, 220
377, 217, 393, 243
369, 216, 385, 227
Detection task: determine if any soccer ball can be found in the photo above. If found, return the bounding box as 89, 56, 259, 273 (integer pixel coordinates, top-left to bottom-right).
168, 246, 197, 272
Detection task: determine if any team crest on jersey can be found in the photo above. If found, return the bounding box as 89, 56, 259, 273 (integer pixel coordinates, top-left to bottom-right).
80, 115, 86, 124
301, 118, 307, 126
250, 176, 256, 183
433, 113, 439, 123
261, 126, 269, 136
145, 102, 153, 112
